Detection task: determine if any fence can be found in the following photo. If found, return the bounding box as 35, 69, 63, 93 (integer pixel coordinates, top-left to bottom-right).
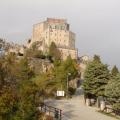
39, 103, 62, 120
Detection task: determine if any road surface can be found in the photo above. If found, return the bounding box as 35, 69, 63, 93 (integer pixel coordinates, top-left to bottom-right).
45, 87, 117, 120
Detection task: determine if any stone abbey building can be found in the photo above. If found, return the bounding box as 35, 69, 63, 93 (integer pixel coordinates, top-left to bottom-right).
27, 18, 78, 60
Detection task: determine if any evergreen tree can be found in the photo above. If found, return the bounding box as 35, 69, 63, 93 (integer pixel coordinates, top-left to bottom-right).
111, 65, 119, 77
83, 55, 110, 98
93, 55, 101, 63
105, 73, 120, 110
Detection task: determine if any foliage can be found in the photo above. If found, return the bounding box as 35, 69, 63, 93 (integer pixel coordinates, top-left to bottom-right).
0, 87, 18, 120
93, 55, 101, 63
13, 80, 40, 120
32, 72, 57, 98
25, 42, 44, 59
0, 54, 40, 120
83, 55, 110, 98
0, 48, 79, 119
32, 56, 78, 97
18, 57, 35, 80
63, 56, 78, 79
0, 53, 20, 89
49, 42, 61, 61
52, 56, 78, 91
0, 54, 19, 119
105, 73, 120, 110
111, 65, 119, 77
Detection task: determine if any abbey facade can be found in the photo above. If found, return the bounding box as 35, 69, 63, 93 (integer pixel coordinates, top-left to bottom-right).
27, 18, 78, 60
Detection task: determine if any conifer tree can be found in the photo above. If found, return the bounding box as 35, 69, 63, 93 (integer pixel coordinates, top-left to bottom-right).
105, 73, 120, 110
83, 55, 110, 98
93, 55, 101, 63
111, 65, 119, 77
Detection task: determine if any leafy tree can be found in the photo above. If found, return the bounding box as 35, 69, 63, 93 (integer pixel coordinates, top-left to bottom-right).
83, 55, 110, 98
33, 56, 78, 97
0, 45, 79, 119
13, 80, 40, 120
0, 54, 19, 120
18, 57, 35, 80
0, 87, 18, 120
0, 53, 20, 90
0, 56, 6, 88
52, 56, 78, 91
34, 74, 58, 99
0, 54, 40, 120
63, 56, 78, 79
105, 73, 120, 110
111, 65, 119, 77
49, 42, 61, 60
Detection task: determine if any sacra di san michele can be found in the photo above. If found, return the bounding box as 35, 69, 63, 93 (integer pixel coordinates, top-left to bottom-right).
27, 18, 78, 60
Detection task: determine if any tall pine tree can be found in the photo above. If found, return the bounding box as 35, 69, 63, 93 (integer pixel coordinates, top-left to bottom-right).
111, 65, 119, 77
83, 55, 110, 98
105, 73, 120, 111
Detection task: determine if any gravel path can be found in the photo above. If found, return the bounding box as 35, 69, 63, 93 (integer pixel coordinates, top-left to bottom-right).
45, 87, 117, 120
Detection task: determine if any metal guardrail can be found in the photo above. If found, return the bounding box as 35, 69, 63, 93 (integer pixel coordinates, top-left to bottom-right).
39, 103, 62, 120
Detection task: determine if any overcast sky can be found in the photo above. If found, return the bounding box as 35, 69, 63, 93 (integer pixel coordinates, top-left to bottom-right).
0, 0, 120, 68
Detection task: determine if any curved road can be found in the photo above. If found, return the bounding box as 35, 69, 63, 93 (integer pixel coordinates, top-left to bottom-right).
45, 87, 117, 120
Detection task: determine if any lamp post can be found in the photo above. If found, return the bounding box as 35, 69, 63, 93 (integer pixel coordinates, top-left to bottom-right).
66, 72, 71, 98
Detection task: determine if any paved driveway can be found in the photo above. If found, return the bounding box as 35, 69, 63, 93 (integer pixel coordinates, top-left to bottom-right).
45, 87, 117, 120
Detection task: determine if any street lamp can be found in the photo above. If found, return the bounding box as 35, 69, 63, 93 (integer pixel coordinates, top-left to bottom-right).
66, 72, 71, 98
